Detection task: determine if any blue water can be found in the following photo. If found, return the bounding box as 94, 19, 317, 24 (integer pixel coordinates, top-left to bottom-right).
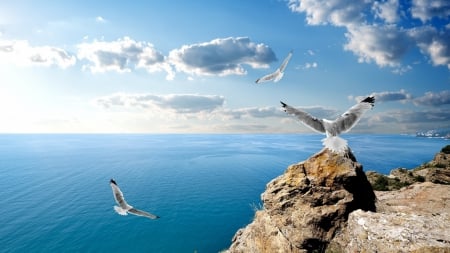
0, 134, 448, 253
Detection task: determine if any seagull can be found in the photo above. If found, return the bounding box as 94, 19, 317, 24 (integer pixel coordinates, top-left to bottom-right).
280, 96, 375, 153
110, 179, 160, 220
255, 50, 293, 84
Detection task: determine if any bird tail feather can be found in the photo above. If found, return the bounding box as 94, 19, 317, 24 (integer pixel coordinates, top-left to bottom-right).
322, 136, 348, 154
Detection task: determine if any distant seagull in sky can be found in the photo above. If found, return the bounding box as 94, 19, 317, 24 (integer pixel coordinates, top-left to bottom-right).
110, 179, 160, 220
255, 50, 293, 84
280, 96, 375, 153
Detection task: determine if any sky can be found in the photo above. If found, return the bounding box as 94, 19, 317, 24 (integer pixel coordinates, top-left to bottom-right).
0, 0, 449, 134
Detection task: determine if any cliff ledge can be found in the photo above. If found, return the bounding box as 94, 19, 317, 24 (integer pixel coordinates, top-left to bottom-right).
226, 147, 450, 253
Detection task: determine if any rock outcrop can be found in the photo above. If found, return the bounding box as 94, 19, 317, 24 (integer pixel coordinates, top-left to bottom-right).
328, 182, 450, 253
367, 145, 450, 191
226, 145, 450, 253
227, 148, 376, 252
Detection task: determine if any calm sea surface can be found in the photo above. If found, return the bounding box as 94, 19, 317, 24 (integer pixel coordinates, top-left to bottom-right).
0, 134, 448, 253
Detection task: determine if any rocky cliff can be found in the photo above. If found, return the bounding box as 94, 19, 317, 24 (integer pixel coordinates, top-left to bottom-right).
328, 182, 450, 253
226, 146, 450, 253
367, 145, 450, 191
227, 148, 376, 252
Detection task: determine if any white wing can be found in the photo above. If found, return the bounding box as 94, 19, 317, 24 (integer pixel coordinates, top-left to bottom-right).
110, 179, 160, 220
128, 208, 160, 220
255, 70, 280, 84
255, 50, 293, 84
278, 50, 293, 73
332, 96, 375, 134
281, 101, 326, 133
110, 180, 132, 210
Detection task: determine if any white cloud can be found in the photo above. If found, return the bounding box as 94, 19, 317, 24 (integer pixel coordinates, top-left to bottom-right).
0, 40, 76, 68
419, 36, 450, 69
410, 26, 450, 69
411, 0, 450, 23
94, 92, 343, 120
413, 90, 450, 106
77, 36, 276, 79
77, 37, 174, 79
427, 40, 450, 68
219, 106, 284, 120
168, 37, 276, 77
369, 109, 450, 127
90, 93, 352, 133
344, 25, 411, 67
353, 89, 413, 103
94, 93, 225, 114
288, 0, 369, 26
288, 0, 450, 69
372, 0, 399, 24
351, 89, 450, 108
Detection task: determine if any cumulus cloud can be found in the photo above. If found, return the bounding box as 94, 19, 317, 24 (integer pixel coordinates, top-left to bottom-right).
370, 109, 450, 126
90, 91, 450, 133
91, 93, 352, 133
374, 89, 413, 102
288, 0, 368, 26
94, 92, 343, 122
94, 93, 225, 114
413, 90, 450, 106
344, 25, 411, 67
372, 0, 399, 24
288, 0, 450, 70
168, 37, 276, 77
410, 26, 450, 69
411, 0, 450, 23
219, 106, 284, 120
351, 90, 413, 103
76, 36, 276, 79
0, 40, 76, 68
77, 37, 174, 79
351, 89, 450, 108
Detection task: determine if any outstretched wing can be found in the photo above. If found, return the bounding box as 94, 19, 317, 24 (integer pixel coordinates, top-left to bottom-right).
255, 50, 292, 84
110, 181, 132, 210
281, 101, 326, 133
255, 70, 280, 84
128, 208, 160, 220
278, 50, 293, 73
333, 96, 375, 134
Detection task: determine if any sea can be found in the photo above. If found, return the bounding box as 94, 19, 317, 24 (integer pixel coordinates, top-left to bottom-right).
0, 134, 448, 253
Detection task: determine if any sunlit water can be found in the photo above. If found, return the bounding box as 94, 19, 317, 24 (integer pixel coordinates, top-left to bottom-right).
0, 134, 447, 252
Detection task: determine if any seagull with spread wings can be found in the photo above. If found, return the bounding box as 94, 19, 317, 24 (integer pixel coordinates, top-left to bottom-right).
255, 50, 293, 84
110, 179, 160, 220
280, 96, 375, 153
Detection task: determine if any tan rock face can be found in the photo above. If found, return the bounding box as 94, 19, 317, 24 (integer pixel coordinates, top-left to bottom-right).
226, 146, 450, 253
227, 148, 376, 253
329, 182, 450, 253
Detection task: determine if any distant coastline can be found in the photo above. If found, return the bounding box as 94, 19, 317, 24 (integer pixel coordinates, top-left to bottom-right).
416, 128, 450, 139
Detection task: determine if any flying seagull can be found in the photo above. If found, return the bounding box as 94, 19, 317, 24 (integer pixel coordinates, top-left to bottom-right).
110, 179, 160, 219
280, 96, 375, 153
255, 50, 293, 84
